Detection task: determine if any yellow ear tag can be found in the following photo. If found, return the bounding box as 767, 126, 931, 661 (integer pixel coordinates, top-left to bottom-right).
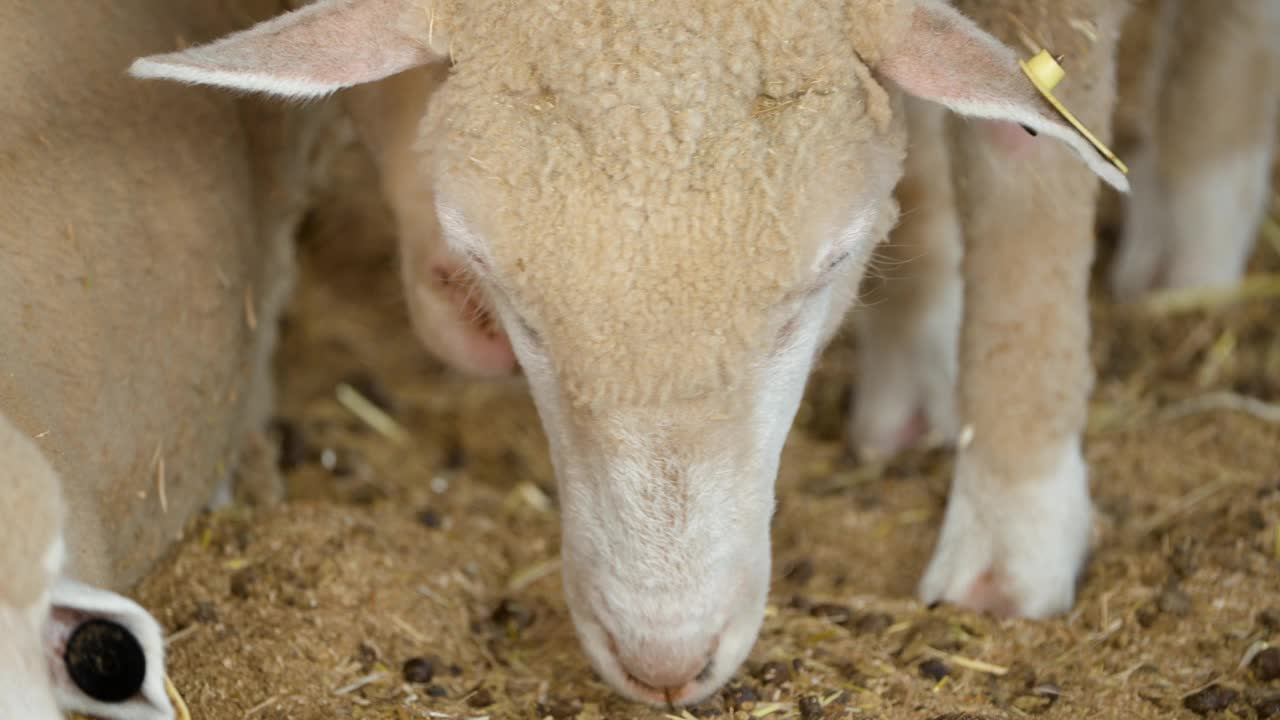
1019, 49, 1128, 175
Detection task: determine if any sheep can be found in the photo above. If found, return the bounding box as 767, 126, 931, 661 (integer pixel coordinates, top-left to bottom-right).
842, 0, 1133, 623
1110, 0, 1280, 298
1, 0, 339, 715
128, 0, 1134, 706
0, 414, 173, 720
1, 0, 327, 592
0, 412, 72, 720
850, 0, 1279, 618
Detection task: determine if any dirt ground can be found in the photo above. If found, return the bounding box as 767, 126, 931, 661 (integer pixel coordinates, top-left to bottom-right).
132, 129, 1280, 720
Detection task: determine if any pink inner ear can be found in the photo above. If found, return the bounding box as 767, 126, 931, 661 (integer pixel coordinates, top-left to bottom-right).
130, 0, 441, 97
425, 261, 518, 376
44, 579, 173, 716
45, 606, 86, 656
984, 120, 1040, 155
43, 606, 86, 693
872, 0, 1130, 192
878, 1, 1042, 114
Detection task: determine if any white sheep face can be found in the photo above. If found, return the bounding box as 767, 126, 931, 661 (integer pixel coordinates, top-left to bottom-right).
425, 69, 904, 699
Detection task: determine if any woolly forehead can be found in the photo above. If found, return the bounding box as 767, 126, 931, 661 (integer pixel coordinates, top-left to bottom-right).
422, 2, 906, 404
428, 89, 902, 406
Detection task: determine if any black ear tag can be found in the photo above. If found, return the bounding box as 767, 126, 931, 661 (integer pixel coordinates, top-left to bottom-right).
65, 619, 148, 703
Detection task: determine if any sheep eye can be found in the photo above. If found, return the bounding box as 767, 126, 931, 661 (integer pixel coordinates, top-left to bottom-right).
65, 619, 147, 703
464, 250, 490, 272
512, 312, 543, 347
775, 315, 800, 348
824, 250, 851, 273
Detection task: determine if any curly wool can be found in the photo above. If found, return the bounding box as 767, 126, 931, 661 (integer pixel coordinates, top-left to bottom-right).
415, 0, 909, 407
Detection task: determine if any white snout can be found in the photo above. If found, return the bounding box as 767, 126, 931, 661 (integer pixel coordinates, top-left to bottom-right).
550, 443, 776, 708
506, 268, 844, 708
565, 567, 769, 707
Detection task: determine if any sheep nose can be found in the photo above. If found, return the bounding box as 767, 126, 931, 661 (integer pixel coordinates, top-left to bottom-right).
613, 639, 716, 705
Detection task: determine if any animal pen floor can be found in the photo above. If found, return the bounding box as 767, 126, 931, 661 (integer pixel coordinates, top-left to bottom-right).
134, 138, 1280, 720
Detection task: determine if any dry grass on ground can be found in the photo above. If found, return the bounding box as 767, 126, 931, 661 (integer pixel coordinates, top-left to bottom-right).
134, 138, 1280, 720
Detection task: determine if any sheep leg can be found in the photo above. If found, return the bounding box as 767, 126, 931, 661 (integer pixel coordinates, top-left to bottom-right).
849, 97, 962, 462
1113, 0, 1280, 298
918, 26, 1122, 618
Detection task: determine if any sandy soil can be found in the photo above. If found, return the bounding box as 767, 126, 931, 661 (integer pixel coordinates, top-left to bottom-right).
132, 135, 1280, 720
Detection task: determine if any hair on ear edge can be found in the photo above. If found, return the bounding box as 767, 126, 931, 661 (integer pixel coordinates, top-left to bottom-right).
945, 98, 1130, 192
127, 56, 346, 101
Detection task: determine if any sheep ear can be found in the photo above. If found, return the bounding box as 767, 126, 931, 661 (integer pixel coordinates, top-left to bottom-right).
129, 0, 447, 100
872, 0, 1129, 192
45, 579, 174, 720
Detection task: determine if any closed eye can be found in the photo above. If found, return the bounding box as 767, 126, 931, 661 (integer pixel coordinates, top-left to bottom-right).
784, 249, 854, 303
773, 250, 855, 351
477, 277, 544, 350
495, 293, 544, 349
774, 314, 801, 350
823, 250, 851, 274
513, 312, 543, 347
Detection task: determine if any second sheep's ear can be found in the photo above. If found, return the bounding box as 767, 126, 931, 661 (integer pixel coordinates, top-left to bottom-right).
869, 0, 1129, 192
130, 0, 449, 100
45, 579, 174, 720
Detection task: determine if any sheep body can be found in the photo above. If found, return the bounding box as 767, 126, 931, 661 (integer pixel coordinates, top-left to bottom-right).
855, 0, 1278, 615
1, 1, 333, 716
